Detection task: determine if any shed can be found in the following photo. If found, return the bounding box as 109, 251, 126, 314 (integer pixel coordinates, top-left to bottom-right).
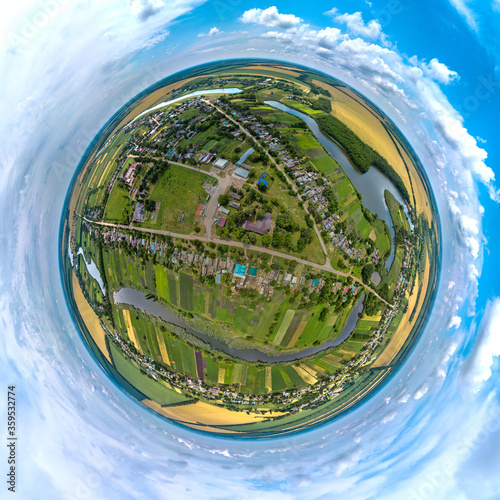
234, 167, 250, 179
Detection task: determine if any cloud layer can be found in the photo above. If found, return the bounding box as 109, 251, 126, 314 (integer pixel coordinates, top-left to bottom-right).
1, 1, 499, 499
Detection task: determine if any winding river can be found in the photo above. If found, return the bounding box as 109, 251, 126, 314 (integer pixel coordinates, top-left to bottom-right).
80, 92, 412, 364
265, 100, 409, 269
114, 288, 365, 363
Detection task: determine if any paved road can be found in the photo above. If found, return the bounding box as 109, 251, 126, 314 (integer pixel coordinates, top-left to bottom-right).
84, 217, 391, 307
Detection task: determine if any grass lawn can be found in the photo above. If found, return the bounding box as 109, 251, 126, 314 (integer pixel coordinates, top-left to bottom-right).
295, 133, 320, 150
201, 139, 217, 152
311, 155, 339, 173
104, 184, 132, 222
280, 99, 324, 116
142, 164, 214, 234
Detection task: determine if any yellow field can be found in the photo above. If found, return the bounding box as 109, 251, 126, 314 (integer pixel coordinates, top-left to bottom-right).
390, 129, 434, 222
217, 367, 225, 384
265, 366, 272, 393
372, 254, 430, 367
122, 309, 142, 354
142, 399, 285, 426
247, 64, 302, 77
292, 364, 317, 385
156, 328, 170, 366
288, 320, 308, 347
72, 272, 111, 363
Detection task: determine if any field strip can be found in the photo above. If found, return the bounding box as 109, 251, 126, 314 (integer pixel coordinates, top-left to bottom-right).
292, 365, 317, 385
72, 272, 112, 363
273, 309, 296, 345
372, 255, 429, 368
122, 309, 142, 354
265, 367, 272, 393
287, 320, 308, 348
217, 367, 226, 384
156, 330, 170, 366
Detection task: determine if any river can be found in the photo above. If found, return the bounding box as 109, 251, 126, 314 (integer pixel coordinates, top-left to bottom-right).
265, 100, 409, 269
114, 288, 365, 363
131, 88, 242, 124
76, 247, 106, 295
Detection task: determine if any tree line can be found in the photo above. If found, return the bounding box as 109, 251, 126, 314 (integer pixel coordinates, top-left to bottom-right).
316, 114, 410, 203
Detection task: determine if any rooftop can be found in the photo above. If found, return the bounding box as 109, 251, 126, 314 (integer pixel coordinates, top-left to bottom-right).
234, 167, 250, 179
242, 212, 272, 235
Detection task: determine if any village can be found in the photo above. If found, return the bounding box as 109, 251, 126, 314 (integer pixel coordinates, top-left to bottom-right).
86, 221, 361, 302
75, 75, 420, 416
92, 86, 375, 267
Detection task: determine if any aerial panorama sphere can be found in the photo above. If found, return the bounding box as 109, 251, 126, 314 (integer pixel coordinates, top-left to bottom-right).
61, 60, 440, 437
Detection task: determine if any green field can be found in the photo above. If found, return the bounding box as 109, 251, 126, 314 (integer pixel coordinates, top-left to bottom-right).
109, 343, 192, 405
141, 164, 214, 234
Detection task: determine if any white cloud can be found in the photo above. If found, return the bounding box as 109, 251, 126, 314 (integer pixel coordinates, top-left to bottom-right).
461, 298, 500, 389
422, 58, 459, 85
198, 26, 221, 37
142, 29, 170, 49
449, 315, 462, 329
381, 410, 397, 424
328, 9, 382, 40
240, 6, 303, 29
242, 7, 497, 204
315, 27, 344, 49
413, 382, 429, 400
127, 0, 164, 21
448, 0, 479, 31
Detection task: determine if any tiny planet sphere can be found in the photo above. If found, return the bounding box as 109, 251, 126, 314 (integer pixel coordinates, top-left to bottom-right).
61, 59, 440, 437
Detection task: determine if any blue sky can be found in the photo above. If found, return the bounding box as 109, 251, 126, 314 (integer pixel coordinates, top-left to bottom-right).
1, 1, 500, 499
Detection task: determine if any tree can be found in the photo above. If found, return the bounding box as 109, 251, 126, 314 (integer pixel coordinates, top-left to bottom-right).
272, 231, 285, 247
144, 199, 156, 212
218, 194, 229, 206
262, 234, 271, 247
361, 263, 375, 283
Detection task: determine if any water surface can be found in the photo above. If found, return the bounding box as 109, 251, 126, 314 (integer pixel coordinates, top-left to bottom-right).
265, 100, 411, 269
114, 288, 365, 363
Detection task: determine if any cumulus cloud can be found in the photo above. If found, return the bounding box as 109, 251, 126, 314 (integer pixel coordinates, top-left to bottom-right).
327, 9, 382, 40
448, 315, 462, 329
240, 6, 303, 29
128, 0, 164, 20
461, 299, 500, 390
422, 58, 459, 84
198, 26, 221, 37
241, 6, 498, 203
413, 382, 429, 400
